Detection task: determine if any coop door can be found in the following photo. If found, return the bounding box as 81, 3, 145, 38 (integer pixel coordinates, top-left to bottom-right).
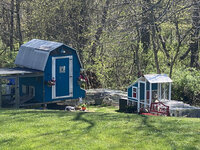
139, 82, 145, 101
52, 56, 73, 99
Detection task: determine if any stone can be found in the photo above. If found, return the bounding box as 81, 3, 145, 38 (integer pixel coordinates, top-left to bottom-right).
85, 89, 127, 106
161, 100, 200, 118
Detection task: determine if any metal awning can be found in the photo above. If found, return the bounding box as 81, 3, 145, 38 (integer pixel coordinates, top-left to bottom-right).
0, 67, 43, 109
0, 67, 43, 77
144, 74, 172, 83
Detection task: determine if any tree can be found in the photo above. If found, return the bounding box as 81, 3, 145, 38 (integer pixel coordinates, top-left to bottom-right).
89, 0, 110, 65
179, 0, 200, 69
16, 0, 23, 46
190, 0, 200, 69
9, 0, 14, 56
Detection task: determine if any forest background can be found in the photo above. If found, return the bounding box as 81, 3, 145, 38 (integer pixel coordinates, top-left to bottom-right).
0, 0, 199, 105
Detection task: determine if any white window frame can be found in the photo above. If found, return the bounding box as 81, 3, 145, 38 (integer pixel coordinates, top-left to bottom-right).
29, 86, 35, 97
132, 86, 137, 99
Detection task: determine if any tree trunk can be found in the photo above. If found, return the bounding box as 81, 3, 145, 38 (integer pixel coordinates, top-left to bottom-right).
10, 0, 14, 56
90, 0, 110, 65
134, 28, 142, 77
1, 2, 10, 48
156, 26, 170, 60
152, 25, 160, 74
169, 20, 181, 78
190, 0, 200, 69
141, 0, 151, 53
16, 0, 23, 46
149, 0, 160, 74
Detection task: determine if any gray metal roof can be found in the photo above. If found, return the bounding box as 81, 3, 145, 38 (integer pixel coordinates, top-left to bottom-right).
15, 39, 63, 71
21, 39, 63, 51
15, 39, 82, 71
128, 74, 172, 88
144, 74, 172, 83
0, 67, 42, 76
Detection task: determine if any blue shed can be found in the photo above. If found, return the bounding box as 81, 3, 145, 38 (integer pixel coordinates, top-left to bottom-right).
127, 74, 172, 112
13, 39, 85, 104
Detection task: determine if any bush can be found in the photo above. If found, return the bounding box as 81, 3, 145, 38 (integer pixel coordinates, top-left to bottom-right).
125, 105, 137, 113
172, 68, 200, 106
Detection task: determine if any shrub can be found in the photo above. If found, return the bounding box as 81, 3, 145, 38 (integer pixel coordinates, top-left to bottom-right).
125, 105, 137, 113
172, 67, 200, 106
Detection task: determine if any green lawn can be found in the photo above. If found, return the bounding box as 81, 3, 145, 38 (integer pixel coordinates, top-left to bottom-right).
0, 106, 200, 150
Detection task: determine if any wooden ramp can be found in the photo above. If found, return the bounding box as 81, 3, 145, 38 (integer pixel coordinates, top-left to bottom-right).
20, 95, 34, 104
7, 95, 34, 105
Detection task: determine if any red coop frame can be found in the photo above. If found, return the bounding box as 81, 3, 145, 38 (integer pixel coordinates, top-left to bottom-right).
150, 102, 170, 116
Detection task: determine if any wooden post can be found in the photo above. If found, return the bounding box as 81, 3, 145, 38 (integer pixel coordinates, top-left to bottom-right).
15, 75, 20, 108
0, 78, 2, 109
169, 83, 171, 101
149, 83, 152, 105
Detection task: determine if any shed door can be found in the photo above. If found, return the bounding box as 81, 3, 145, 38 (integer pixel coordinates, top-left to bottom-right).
52, 56, 73, 99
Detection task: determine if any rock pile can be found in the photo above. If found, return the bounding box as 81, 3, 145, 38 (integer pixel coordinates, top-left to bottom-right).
85, 89, 127, 106
161, 100, 200, 118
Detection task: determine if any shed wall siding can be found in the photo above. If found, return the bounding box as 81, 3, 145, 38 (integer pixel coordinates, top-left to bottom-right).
19, 76, 43, 102
128, 83, 138, 101
146, 82, 157, 90
128, 87, 132, 98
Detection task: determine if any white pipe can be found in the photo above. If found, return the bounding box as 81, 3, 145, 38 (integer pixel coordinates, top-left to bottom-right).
144, 79, 147, 108
169, 83, 172, 100
164, 83, 166, 100
157, 83, 160, 100
150, 83, 152, 105
137, 82, 140, 113
160, 83, 162, 100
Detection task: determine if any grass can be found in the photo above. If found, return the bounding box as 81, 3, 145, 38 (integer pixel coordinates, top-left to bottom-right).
0, 106, 200, 150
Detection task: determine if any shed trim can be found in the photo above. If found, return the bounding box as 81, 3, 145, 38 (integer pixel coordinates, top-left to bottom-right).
52, 56, 73, 99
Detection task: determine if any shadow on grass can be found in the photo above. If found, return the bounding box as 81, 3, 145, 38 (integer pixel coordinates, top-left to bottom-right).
73, 112, 95, 130
0, 138, 14, 146
0, 109, 199, 149
139, 115, 178, 147
37, 129, 71, 137
137, 115, 200, 150
0, 109, 75, 118
0, 109, 75, 125
1, 110, 67, 115
0, 109, 137, 123
140, 115, 161, 132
